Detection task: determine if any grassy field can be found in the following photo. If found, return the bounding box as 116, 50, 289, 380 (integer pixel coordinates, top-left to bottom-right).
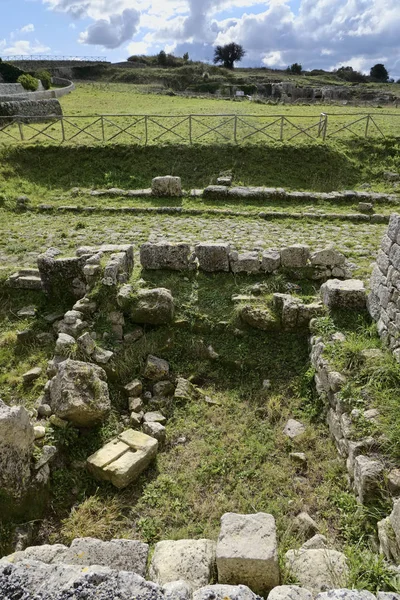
2, 83, 400, 146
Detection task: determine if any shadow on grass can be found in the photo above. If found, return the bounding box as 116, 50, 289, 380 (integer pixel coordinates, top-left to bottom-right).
1, 141, 362, 193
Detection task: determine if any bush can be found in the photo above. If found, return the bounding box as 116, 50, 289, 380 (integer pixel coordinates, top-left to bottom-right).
0, 59, 24, 83
35, 70, 52, 90
17, 74, 39, 91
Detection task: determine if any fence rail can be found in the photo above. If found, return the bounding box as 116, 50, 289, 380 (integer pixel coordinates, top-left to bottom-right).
0, 112, 398, 146
1, 55, 107, 62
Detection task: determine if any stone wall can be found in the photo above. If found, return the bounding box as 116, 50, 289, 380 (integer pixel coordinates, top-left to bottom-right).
0, 83, 24, 96
368, 213, 400, 358
0, 98, 62, 124
0, 78, 74, 103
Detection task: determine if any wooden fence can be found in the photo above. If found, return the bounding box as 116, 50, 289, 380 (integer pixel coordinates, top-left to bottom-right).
0, 112, 396, 145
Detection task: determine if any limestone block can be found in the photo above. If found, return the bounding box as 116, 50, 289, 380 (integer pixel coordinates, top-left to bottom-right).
388, 214, 400, 242
389, 498, 400, 549
195, 243, 230, 272
118, 286, 175, 325
140, 243, 195, 271
143, 422, 166, 444
125, 379, 143, 397
87, 429, 158, 489
283, 419, 306, 439
268, 586, 313, 600
62, 537, 149, 575
316, 591, 376, 600
230, 252, 261, 274
163, 580, 192, 600
310, 248, 345, 267
285, 549, 348, 594
149, 539, 216, 589
353, 455, 384, 504
281, 245, 310, 268
193, 584, 259, 600
37, 250, 86, 299
320, 279, 366, 310
49, 359, 110, 427
0, 400, 35, 497
216, 512, 279, 595
261, 250, 281, 273
152, 176, 182, 197
240, 306, 278, 331
174, 378, 197, 402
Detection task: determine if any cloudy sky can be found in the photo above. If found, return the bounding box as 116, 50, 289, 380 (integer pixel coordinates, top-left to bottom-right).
1, 0, 400, 77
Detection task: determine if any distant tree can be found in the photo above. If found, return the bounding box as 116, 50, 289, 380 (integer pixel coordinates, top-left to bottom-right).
287, 63, 302, 75
183, 52, 189, 62
336, 66, 366, 83
213, 43, 245, 69
370, 63, 389, 82
157, 50, 168, 66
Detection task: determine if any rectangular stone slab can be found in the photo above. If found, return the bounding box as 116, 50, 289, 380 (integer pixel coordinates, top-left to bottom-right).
119, 429, 158, 453
103, 447, 157, 489
86, 440, 129, 480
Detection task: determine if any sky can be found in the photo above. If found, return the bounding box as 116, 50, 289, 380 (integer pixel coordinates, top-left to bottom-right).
1, 0, 400, 77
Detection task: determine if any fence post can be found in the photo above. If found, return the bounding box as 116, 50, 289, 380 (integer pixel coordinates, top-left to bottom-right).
189, 115, 192, 145
101, 115, 105, 142
145, 115, 148, 146
60, 116, 65, 143
322, 113, 328, 141
280, 116, 284, 141
365, 114, 370, 138
17, 118, 24, 142
234, 115, 238, 143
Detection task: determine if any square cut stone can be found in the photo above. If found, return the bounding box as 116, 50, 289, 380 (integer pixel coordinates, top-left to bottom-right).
87, 429, 158, 489
216, 512, 279, 595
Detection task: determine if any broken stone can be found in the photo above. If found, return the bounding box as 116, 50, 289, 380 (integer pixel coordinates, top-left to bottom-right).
140, 243, 195, 271
129, 397, 144, 413
55, 333, 76, 357
174, 378, 197, 402
283, 419, 306, 439
281, 245, 310, 268
269, 586, 313, 600
125, 379, 143, 397
195, 243, 230, 272
77, 332, 95, 356
93, 348, 114, 364
353, 455, 384, 504
294, 512, 319, 538
310, 248, 346, 267
49, 359, 110, 427
34, 425, 46, 440
261, 250, 281, 273
143, 422, 166, 444
152, 176, 182, 197
285, 549, 348, 594
301, 534, 327, 550
144, 412, 166, 424
144, 356, 170, 381
22, 367, 42, 384
153, 380, 175, 397
118, 286, 175, 325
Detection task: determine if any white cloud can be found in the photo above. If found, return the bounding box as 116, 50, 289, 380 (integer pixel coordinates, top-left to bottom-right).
20, 24, 35, 33
79, 8, 140, 49
2, 39, 51, 55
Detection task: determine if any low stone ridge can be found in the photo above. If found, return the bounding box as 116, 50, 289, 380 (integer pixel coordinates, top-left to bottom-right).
48, 359, 110, 427
216, 512, 279, 595
87, 429, 158, 489
149, 539, 216, 590
0, 98, 62, 123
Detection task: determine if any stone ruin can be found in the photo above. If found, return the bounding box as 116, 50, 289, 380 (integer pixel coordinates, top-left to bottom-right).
4, 215, 400, 597
0, 98, 62, 124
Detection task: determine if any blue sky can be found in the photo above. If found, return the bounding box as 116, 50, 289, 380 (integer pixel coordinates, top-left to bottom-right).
1, 0, 400, 77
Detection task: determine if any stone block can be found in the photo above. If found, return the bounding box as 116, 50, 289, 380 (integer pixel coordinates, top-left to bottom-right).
87, 429, 158, 489
316, 591, 375, 600
149, 539, 216, 590
269, 586, 313, 600
216, 512, 279, 595
152, 176, 182, 197
195, 243, 230, 272
281, 245, 310, 268
118, 286, 175, 325
193, 585, 259, 600
37, 250, 86, 300
140, 243, 195, 271
310, 248, 345, 267
388, 214, 400, 241
62, 537, 149, 575
230, 252, 261, 274
285, 549, 348, 594
320, 279, 366, 310
144, 355, 170, 381
353, 455, 384, 504
261, 250, 281, 273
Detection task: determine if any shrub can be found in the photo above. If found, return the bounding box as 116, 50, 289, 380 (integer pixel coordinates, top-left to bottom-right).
17, 74, 39, 92
35, 70, 52, 90
0, 59, 24, 83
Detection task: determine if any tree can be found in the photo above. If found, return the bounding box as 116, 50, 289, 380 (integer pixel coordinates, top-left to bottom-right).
157, 50, 167, 66
336, 66, 366, 83
370, 63, 389, 82
183, 52, 189, 63
213, 43, 245, 69
287, 63, 302, 75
